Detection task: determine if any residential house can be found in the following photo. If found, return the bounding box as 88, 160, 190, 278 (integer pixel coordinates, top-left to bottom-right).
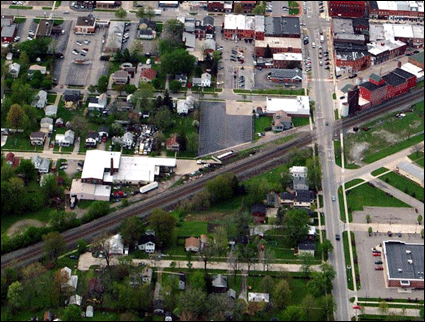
61, 266, 78, 291
55, 118, 64, 127
106, 234, 124, 255
139, 28, 155, 39
177, 95, 196, 115
248, 292, 270, 303
112, 70, 129, 85
137, 235, 156, 253
272, 110, 292, 132
178, 273, 186, 290
40, 117, 53, 133
45, 105, 58, 117
227, 288, 237, 299
85, 131, 99, 148
297, 240, 316, 256
140, 68, 157, 82
200, 234, 208, 250
30, 131, 47, 146
251, 203, 267, 224
1, 24, 16, 43
141, 267, 153, 284
212, 274, 227, 293
98, 125, 109, 139
68, 294, 82, 306
63, 90, 81, 108
138, 18, 157, 31
279, 191, 296, 205
28, 64, 47, 79
122, 131, 134, 149
294, 190, 315, 207
166, 135, 180, 152
183, 31, 196, 51
185, 237, 200, 252
88, 93, 107, 111
201, 72, 212, 87
32, 90, 48, 109
9, 62, 20, 78
175, 74, 188, 87
55, 130, 75, 147
290, 166, 308, 190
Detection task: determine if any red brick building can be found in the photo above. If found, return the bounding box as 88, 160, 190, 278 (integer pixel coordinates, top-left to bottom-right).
207, 1, 225, 12
234, 1, 257, 13
223, 14, 264, 40
328, 1, 367, 18
334, 51, 371, 72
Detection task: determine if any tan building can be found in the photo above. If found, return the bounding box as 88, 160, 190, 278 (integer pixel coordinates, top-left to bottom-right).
75, 16, 96, 34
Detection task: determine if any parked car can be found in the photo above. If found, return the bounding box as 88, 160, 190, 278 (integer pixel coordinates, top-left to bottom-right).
375, 260, 383, 264
331, 195, 336, 201
78, 161, 84, 167
372, 252, 381, 256
69, 255, 79, 260
335, 234, 340, 241
375, 266, 384, 270
60, 165, 67, 170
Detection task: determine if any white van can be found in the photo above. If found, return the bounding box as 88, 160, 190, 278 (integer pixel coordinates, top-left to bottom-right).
312, 42, 316, 48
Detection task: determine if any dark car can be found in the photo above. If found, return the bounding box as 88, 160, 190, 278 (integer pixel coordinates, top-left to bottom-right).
69, 255, 79, 260
335, 234, 340, 241
375, 260, 383, 264
78, 161, 84, 167
349, 73, 357, 79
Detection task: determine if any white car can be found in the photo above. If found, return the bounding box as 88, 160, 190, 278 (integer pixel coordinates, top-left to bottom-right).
83, 40, 90, 45
60, 165, 67, 170
72, 50, 79, 55
14, 36, 20, 42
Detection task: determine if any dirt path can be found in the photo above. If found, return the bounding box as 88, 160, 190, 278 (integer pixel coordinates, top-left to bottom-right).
7, 219, 46, 237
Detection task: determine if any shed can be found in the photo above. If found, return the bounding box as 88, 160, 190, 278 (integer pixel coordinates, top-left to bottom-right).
86, 305, 94, 318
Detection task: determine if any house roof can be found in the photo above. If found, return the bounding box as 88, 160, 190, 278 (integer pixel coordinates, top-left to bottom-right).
298, 240, 316, 251
113, 70, 129, 79
45, 105, 58, 116
296, 190, 315, 202
248, 292, 270, 303
166, 135, 179, 147
107, 234, 124, 254
86, 131, 99, 139
36, 19, 53, 37
141, 68, 157, 80
409, 51, 423, 66
203, 15, 214, 26
139, 28, 154, 36
392, 68, 415, 80
55, 117, 64, 124
341, 84, 354, 93
98, 125, 109, 133
178, 273, 186, 282
360, 81, 386, 92
40, 117, 53, 125
64, 90, 81, 102
138, 18, 157, 30
251, 203, 266, 214
1, 24, 16, 38
175, 74, 187, 81
185, 237, 200, 248
138, 235, 155, 245
227, 288, 236, 299
269, 68, 302, 80
31, 131, 46, 139
212, 274, 227, 288
279, 192, 296, 200
382, 72, 406, 87
76, 16, 96, 27
369, 73, 382, 83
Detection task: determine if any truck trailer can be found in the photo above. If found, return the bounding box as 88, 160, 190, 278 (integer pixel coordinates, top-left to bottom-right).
140, 181, 159, 194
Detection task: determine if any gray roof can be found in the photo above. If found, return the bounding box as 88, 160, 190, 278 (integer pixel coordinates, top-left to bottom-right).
64, 90, 81, 102
397, 162, 424, 182
183, 31, 196, 49
269, 68, 302, 81
1, 24, 16, 38
212, 274, 227, 288
40, 117, 53, 125
265, 16, 300, 37
45, 105, 58, 116
203, 15, 214, 26
298, 240, 316, 251
384, 241, 424, 281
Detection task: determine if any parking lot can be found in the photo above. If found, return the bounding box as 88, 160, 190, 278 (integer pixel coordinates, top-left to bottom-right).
354, 230, 424, 300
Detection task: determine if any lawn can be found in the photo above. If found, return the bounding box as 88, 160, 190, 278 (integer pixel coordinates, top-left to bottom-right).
254, 116, 272, 134
1, 205, 52, 235
408, 151, 424, 168
47, 93, 57, 104
345, 179, 364, 190
334, 140, 359, 169
379, 172, 424, 202
292, 117, 310, 127
244, 163, 289, 193
57, 98, 75, 123
344, 101, 424, 164
176, 220, 208, 237
2, 132, 44, 152
371, 167, 389, 177
342, 231, 355, 290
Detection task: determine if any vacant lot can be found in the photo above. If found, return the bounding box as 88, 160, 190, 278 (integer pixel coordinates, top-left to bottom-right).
379, 171, 424, 202
344, 101, 424, 164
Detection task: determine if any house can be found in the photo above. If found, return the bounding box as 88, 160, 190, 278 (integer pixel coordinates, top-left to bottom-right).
212, 274, 227, 293
61, 266, 79, 291
203, 15, 214, 27
88, 93, 107, 111
98, 125, 109, 139
55, 118, 64, 127
32, 90, 48, 109
122, 131, 134, 149
86, 306, 94, 318
139, 28, 155, 39
177, 96, 196, 115
9, 62, 20, 79
140, 68, 157, 82
63, 90, 81, 108
175, 74, 188, 87
201, 72, 212, 87
40, 117, 53, 133
85, 131, 99, 148
248, 292, 270, 303
45, 105, 58, 117
290, 166, 309, 190
28, 64, 47, 78
178, 273, 186, 290
1, 24, 16, 43
279, 192, 296, 204
68, 294, 82, 306
137, 235, 156, 253
273, 110, 292, 132
106, 234, 124, 255
166, 135, 180, 152
55, 130, 75, 147
227, 288, 237, 299
268, 68, 303, 83
141, 267, 153, 284
251, 203, 267, 224
185, 237, 200, 252
154, 299, 165, 315
30, 131, 47, 146
112, 70, 129, 85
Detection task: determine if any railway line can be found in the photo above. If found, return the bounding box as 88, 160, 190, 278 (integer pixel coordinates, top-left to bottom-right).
1, 88, 423, 269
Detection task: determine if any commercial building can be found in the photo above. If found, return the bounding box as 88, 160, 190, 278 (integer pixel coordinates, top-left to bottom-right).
264, 16, 300, 38
223, 14, 264, 40
408, 51, 424, 69
396, 162, 424, 187
104, 21, 124, 52
268, 68, 302, 84
75, 16, 96, 34
328, 1, 368, 18
272, 52, 302, 69
369, 1, 424, 21
254, 37, 302, 58
35, 19, 53, 38
382, 241, 424, 289
265, 96, 310, 117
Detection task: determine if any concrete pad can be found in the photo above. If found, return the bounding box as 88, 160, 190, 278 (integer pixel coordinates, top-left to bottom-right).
226, 100, 255, 116
175, 159, 201, 175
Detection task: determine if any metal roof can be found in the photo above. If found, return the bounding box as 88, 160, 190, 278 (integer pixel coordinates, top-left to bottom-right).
384, 241, 424, 282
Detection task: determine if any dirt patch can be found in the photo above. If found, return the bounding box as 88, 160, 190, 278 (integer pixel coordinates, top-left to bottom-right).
409, 120, 421, 129
372, 129, 399, 144
7, 219, 46, 237
185, 212, 228, 222
348, 142, 370, 163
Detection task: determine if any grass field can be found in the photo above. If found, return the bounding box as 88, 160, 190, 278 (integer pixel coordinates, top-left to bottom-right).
47, 93, 57, 104
254, 116, 272, 134
292, 117, 310, 127
345, 179, 364, 190
344, 101, 424, 164
342, 231, 360, 290
334, 140, 360, 169
408, 151, 424, 168
1, 206, 51, 235
379, 172, 424, 202
371, 167, 389, 176
2, 132, 44, 152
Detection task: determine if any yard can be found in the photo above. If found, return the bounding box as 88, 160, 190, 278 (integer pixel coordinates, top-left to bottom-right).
254, 116, 272, 134
2, 132, 44, 152
408, 151, 424, 168
343, 101, 424, 164
292, 117, 310, 127
379, 171, 424, 202
342, 231, 360, 291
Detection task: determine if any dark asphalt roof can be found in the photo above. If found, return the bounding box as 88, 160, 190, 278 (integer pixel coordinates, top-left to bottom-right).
265, 16, 300, 36
369, 1, 378, 10
384, 241, 424, 281
360, 81, 386, 92
382, 72, 406, 87
296, 190, 315, 202
298, 240, 316, 251
392, 68, 415, 80
269, 68, 302, 80
279, 192, 296, 200
251, 203, 266, 214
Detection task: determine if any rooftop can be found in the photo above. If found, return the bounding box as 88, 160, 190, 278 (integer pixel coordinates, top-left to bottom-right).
397, 162, 424, 182
76, 16, 96, 27
384, 241, 424, 282
255, 37, 302, 50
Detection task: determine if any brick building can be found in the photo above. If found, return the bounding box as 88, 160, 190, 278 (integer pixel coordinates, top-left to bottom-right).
272, 53, 302, 69
75, 16, 96, 34
408, 51, 424, 69
223, 14, 264, 40
264, 16, 301, 38
234, 1, 257, 13
35, 19, 53, 38
369, 1, 424, 21
328, 1, 367, 18
254, 37, 302, 57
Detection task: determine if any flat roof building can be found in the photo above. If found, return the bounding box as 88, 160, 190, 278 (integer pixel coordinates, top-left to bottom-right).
35, 19, 53, 38
265, 96, 310, 117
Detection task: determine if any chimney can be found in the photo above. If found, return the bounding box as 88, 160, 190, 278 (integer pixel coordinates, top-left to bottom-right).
110, 157, 114, 175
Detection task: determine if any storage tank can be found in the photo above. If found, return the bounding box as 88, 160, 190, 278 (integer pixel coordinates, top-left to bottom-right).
340, 101, 349, 118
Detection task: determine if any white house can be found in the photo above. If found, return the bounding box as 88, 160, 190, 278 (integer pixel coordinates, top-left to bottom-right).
61, 266, 79, 291
55, 130, 75, 147
177, 96, 195, 115
137, 235, 156, 253
68, 295, 82, 306
106, 234, 124, 255
9, 62, 20, 78
31, 155, 50, 173
201, 72, 212, 87
248, 292, 270, 303
33, 90, 48, 109
290, 166, 309, 191
45, 105, 58, 117
122, 131, 134, 149
86, 306, 94, 318
40, 117, 54, 133
88, 93, 108, 111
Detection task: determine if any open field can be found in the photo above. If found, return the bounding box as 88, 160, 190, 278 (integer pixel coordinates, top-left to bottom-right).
379, 172, 424, 202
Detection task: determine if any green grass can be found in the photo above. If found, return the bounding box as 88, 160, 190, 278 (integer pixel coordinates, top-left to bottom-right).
342, 231, 354, 290
408, 151, 424, 168
254, 116, 272, 134
177, 221, 208, 237
334, 109, 339, 120
47, 93, 57, 104
10, 5, 33, 9
57, 98, 74, 122
292, 117, 310, 127
345, 101, 424, 164
289, 8, 299, 15
358, 297, 424, 304
270, 133, 298, 145
379, 172, 424, 202
371, 167, 389, 176
55, 1, 61, 7
345, 179, 364, 190
357, 314, 417, 321
334, 140, 360, 169
1, 132, 44, 152
358, 302, 424, 309
14, 17, 27, 23
42, 7, 52, 10
244, 163, 290, 192
1, 206, 52, 235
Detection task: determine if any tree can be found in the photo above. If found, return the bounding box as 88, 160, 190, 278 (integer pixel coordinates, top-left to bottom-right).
49, 210, 77, 231
42, 231, 66, 264
206, 173, 237, 203
86, 201, 110, 221
6, 104, 26, 129
234, 2, 244, 13
177, 130, 187, 151
136, 7, 146, 19
145, 6, 155, 21
280, 166, 292, 189
378, 300, 389, 315
30, 70, 44, 88
125, 84, 137, 94
212, 226, 228, 257
97, 75, 109, 93
273, 279, 291, 309
317, 294, 336, 321
366, 214, 371, 223
19, 37, 51, 62
301, 294, 318, 321
71, 115, 89, 137
62, 305, 83, 321
282, 208, 310, 247
252, 2, 266, 15
265, 44, 272, 58
120, 216, 144, 249
368, 227, 373, 236
149, 208, 177, 249
417, 215, 423, 225
162, 19, 185, 44
160, 49, 196, 76
41, 174, 64, 200
7, 281, 24, 310
153, 108, 174, 131
10, 81, 35, 106
177, 287, 207, 321
318, 239, 334, 256
15, 159, 37, 184
307, 157, 322, 191
279, 305, 306, 321
299, 253, 314, 278
19, 50, 30, 70
236, 241, 258, 273
198, 243, 216, 271
169, 80, 182, 93
307, 263, 336, 297
132, 81, 154, 111
113, 83, 126, 95
77, 239, 88, 255
259, 275, 274, 294
87, 84, 96, 93
115, 7, 127, 19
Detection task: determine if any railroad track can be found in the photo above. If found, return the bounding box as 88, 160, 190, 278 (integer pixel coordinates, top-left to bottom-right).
2, 88, 423, 269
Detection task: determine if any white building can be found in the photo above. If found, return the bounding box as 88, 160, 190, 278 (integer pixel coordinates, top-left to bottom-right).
248, 292, 270, 303
45, 105, 58, 117
88, 93, 108, 111
106, 234, 124, 255
9, 62, 20, 78
61, 267, 79, 291
266, 96, 310, 117
177, 96, 196, 115
396, 162, 424, 187
55, 130, 75, 147
290, 166, 309, 190
70, 179, 111, 201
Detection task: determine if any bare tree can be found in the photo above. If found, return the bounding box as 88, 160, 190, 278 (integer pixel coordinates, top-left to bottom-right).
93, 232, 114, 270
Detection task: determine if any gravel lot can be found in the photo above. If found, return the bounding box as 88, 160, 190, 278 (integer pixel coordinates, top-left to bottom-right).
353, 207, 420, 226
198, 101, 252, 156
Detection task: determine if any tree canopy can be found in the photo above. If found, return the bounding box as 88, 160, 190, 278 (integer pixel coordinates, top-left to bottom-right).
160, 49, 196, 77
282, 208, 311, 247
149, 208, 177, 249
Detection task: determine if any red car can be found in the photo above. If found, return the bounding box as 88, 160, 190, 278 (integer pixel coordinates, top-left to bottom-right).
373, 252, 381, 256
352, 305, 361, 310
375, 266, 384, 270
